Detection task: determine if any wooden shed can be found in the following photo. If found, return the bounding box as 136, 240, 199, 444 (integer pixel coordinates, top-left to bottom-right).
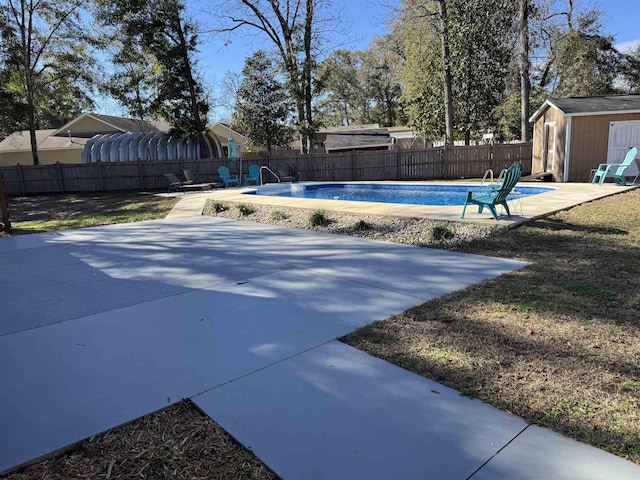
529, 95, 640, 182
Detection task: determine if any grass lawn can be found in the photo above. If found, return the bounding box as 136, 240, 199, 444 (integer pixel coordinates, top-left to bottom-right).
6, 192, 179, 235
2, 188, 639, 478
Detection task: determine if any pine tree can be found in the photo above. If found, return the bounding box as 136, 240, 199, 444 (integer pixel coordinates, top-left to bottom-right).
234, 51, 293, 154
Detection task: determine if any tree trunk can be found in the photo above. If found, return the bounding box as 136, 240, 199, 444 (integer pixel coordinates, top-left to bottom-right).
26, 72, 40, 166
174, 15, 203, 133
303, 0, 314, 153
20, 0, 40, 165
519, 0, 531, 142
437, 0, 455, 146
172, 11, 208, 156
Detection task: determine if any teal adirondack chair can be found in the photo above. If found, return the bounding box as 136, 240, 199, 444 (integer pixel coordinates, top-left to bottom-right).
461, 162, 523, 221
243, 164, 260, 185
217, 166, 240, 187
591, 147, 637, 186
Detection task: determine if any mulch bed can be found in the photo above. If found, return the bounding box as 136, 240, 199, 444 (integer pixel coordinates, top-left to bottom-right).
3, 400, 277, 480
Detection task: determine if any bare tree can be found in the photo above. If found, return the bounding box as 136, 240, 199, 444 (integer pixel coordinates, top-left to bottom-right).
209, 0, 341, 152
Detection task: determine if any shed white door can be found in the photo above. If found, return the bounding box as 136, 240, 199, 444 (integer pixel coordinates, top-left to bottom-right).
608, 121, 640, 176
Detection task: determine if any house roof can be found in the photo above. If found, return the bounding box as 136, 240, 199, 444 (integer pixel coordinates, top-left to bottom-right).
209, 123, 248, 147
0, 113, 172, 153
0, 130, 88, 152
529, 95, 640, 122
53, 113, 170, 137
324, 127, 392, 152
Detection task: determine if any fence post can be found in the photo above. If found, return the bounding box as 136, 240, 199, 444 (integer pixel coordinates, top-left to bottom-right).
137, 159, 144, 189
395, 149, 401, 180
442, 145, 448, 179
97, 161, 105, 192
0, 173, 11, 234
490, 143, 494, 171
351, 150, 356, 181
56, 162, 65, 193
17, 163, 26, 195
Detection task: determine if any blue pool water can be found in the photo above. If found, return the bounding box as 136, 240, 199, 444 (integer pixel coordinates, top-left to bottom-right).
249, 183, 554, 207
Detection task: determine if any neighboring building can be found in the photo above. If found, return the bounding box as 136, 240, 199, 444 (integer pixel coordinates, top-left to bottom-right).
0, 128, 85, 167
529, 95, 640, 182
209, 122, 249, 157
387, 126, 431, 149
0, 114, 170, 167
0, 114, 233, 166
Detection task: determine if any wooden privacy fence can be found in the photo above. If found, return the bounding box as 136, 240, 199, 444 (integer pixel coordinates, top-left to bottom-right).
0, 143, 532, 195
0, 172, 11, 233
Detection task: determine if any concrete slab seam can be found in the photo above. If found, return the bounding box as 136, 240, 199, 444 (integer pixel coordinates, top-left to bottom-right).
465, 425, 531, 479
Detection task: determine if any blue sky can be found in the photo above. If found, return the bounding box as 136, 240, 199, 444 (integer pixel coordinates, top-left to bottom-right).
599, 0, 640, 51
97, 0, 640, 120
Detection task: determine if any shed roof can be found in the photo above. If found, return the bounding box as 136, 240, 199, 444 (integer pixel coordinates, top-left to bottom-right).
324, 127, 392, 152
530, 95, 640, 122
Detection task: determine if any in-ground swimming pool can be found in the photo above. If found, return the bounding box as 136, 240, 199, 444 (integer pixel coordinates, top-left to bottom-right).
247, 183, 554, 207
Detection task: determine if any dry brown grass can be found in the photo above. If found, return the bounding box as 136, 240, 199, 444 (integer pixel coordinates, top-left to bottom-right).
7, 192, 178, 235
343, 188, 640, 464
4, 400, 277, 480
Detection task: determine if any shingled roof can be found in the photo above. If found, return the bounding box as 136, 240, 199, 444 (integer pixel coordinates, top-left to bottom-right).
52, 113, 170, 137
322, 126, 392, 152
0, 130, 88, 152
0, 113, 172, 153
530, 95, 640, 122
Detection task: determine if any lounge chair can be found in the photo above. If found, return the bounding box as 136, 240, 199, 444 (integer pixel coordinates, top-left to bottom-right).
183, 169, 223, 189
164, 173, 187, 193
243, 164, 261, 186
164, 173, 219, 194
217, 166, 240, 187
591, 147, 637, 186
461, 162, 523, 221
181, 169, 196, 185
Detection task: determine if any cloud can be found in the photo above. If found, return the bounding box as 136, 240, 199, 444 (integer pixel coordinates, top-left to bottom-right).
615, 39, 640, 53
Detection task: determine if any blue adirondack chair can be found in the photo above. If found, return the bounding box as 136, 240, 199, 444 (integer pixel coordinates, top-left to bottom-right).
461, 162, 523, 221
591, 147, 637, 186
243, 164, 261, 185
217, 166, 240, 187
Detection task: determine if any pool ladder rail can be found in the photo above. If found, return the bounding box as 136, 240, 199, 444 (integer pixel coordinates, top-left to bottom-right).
259, 166, 280, 186
480, 168, 507, 188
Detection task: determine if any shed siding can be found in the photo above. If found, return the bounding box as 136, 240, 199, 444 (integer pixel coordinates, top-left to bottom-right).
532, 107, 566, 181
568, 113, 640, 182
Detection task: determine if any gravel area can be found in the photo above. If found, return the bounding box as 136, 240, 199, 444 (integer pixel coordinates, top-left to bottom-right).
203, 200, 500, 246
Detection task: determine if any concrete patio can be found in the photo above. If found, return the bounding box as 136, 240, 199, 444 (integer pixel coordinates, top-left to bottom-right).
1, 215, 638, 479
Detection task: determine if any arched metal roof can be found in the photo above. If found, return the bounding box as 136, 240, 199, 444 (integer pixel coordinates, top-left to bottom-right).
81, 131, 223, 163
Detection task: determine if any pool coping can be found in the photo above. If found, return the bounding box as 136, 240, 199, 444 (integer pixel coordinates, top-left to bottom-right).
168, 180, 638, 227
